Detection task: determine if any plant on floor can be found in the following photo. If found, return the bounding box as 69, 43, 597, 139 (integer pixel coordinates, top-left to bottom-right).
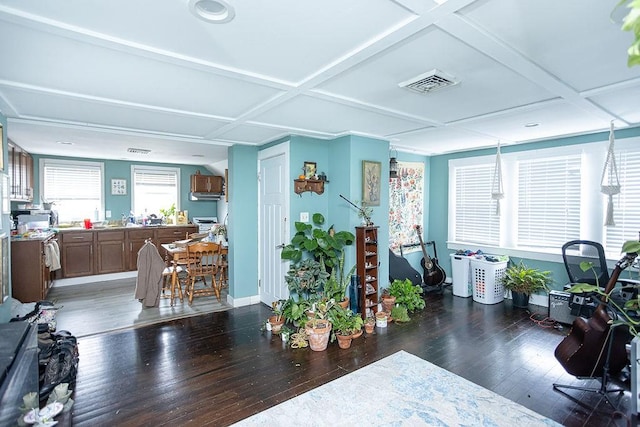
501, 262, 552, 296
322, 251, 356, 304
390, 305, 410, 323
329, 305, 364, 337
280, 213, 355, 271
285, 258, 329, 302
268, 300, 286, 333
388, 278, 425, 312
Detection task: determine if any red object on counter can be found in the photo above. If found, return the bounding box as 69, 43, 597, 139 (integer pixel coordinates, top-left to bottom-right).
83, 218, 92, 229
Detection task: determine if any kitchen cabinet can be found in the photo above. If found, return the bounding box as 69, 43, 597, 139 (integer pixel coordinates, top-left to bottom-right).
11, 235, 56, 302
190, 172, 224, 193
356, 226, 379, 319
126, 228, 156, 271
60, 231, 95, 278
7, 141, 34, 202
96, 230, 126, 274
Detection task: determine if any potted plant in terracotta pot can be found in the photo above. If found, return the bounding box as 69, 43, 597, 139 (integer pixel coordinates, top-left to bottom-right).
305, 298, 334, 351
500, 261, 552, 308
364, 316, 375, 334
329, 305, 363, 349
380, 288, 396, 313
268, 300, 286, 333
322, 252, 356, 309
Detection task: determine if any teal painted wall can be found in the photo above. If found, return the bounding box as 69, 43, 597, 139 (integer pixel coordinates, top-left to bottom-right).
428, 125, 640, 291
227, 144, 258, 299
0, 113, 9, 322
26, 155, 219, 221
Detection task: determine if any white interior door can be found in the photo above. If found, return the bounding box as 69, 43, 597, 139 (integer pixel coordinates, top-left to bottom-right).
258, 143, 289, 306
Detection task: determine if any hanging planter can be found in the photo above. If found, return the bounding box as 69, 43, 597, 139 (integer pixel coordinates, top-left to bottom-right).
491, 141, 504, 215
601, 121, 620, 226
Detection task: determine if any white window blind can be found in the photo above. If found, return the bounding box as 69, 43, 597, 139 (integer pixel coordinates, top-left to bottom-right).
517, 155, 581, 249
41, 159, 103, 222
604, 146, 640, 254
454, 163, 500, 246
132, 166, 179, 217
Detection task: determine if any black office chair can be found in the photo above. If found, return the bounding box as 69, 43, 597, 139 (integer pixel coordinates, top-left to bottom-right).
562, 240, 639, 314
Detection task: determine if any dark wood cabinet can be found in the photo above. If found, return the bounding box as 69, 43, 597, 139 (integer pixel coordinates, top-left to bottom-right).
11, 235, 56, 302
190, 173, 223, 193
60, 231, 95, 278
7, 141, 34, 202
356, 226, 379, 319
57, 226, 199, 277
96, 230, 126, 274
126, 229, 156, 271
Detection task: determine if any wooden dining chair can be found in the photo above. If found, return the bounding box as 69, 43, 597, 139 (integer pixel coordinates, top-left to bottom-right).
184, 241, 222, 304
215, 244, 228, 289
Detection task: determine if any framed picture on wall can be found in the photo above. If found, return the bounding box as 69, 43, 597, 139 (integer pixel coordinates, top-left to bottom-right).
111, 178, 127, 195
362, 160, 381, 206
303, 161, 317, 179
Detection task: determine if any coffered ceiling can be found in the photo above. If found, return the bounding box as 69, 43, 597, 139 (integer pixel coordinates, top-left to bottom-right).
0, 0, 638, 167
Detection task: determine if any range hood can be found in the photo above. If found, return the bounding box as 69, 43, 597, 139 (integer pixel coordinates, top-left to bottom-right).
190, 192, 223, 201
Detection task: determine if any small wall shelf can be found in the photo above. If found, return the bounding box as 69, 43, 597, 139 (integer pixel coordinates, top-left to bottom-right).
294, 179, 327, 195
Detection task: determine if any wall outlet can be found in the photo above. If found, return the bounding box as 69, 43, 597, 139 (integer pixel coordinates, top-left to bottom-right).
105, 210, 112, 219
300, 212, 309, 222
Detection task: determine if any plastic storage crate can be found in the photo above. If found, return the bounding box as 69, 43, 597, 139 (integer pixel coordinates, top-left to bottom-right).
450, 254, 472, 297
471, 258, 508, 304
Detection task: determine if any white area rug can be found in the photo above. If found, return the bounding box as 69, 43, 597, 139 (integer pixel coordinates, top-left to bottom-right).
234, 350, 560, 426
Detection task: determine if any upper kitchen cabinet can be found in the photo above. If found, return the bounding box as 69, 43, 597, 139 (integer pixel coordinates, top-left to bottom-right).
190, 171, 224, 200
7, 141, 34, 202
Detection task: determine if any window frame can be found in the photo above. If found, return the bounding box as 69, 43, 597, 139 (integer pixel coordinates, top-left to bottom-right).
39, 158, 105, 223
130, 164, 181, 218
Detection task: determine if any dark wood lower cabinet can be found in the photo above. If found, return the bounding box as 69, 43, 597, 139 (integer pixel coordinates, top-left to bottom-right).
58, 225, 198, 278
11, 235, 56, 302
96, 230, 126, 274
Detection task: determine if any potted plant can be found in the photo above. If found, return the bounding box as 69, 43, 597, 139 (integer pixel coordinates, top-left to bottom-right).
159, 203, 176, 224
364, 316, 375, 334
380, 288, 396, 313
322, 251, 356, 308
388, 278, 426, 312
390, 305, 410, 323
280, 213, 355, 272
285, 259, 329, 302
501, 262, 552, 308
305, 298, 334, 351
268, 300, 286, 333
329, 305, 363, 349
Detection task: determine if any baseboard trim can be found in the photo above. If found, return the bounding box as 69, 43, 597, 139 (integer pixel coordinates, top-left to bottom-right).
228, 294, 261, 307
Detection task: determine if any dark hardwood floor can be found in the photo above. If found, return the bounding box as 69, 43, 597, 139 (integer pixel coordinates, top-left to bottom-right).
54, 288, 636, 426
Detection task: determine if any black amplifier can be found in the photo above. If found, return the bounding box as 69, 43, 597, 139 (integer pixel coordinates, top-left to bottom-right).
549, 290, 577, 325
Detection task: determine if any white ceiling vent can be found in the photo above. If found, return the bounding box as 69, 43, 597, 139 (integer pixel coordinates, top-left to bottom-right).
127, 148, 151, 154
399, 69, 459, 94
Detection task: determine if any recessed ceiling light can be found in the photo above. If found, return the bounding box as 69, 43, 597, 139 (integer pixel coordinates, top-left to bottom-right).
189, 0, 235, 24
56, 141, 74, 145
524, 122, 540, 128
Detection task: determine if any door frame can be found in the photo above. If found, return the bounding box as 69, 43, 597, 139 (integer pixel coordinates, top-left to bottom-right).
257, 141, 290, 304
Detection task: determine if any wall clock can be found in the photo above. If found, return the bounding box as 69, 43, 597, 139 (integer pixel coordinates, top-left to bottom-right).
111, 178, 127, 195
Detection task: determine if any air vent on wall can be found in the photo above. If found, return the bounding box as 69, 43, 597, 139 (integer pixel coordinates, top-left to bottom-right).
399, 69, 459, 94
127, 148, 151, 155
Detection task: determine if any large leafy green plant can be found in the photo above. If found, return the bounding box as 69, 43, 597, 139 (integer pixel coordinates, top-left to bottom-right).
280, 213, 355, 270
501, 262, 552, 296
388, 278, 426, 312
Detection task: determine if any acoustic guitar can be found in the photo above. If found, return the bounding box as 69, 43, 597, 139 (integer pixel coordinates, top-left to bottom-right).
554, 251, 638, 377
415, 225, 446, 287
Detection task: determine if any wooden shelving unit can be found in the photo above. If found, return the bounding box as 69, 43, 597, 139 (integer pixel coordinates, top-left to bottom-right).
356, 226, 379, 319
293, 179, 326, 195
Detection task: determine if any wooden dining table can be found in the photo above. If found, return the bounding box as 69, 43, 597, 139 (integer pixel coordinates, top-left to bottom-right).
160, 241, 228, 306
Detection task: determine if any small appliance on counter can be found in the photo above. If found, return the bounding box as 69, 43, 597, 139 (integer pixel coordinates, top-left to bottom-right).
192, 217, 218, 233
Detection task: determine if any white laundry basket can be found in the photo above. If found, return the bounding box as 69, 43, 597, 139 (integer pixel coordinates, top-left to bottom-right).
471, 258, 508, 304
450, 254, 472, 297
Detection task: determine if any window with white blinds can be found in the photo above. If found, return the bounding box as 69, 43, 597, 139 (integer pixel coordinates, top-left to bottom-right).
131, 165, 179, 218
41, 159, 104, 222
517, 155, 581, 248
453, 163, 500, 246
604, 145, 640, 255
